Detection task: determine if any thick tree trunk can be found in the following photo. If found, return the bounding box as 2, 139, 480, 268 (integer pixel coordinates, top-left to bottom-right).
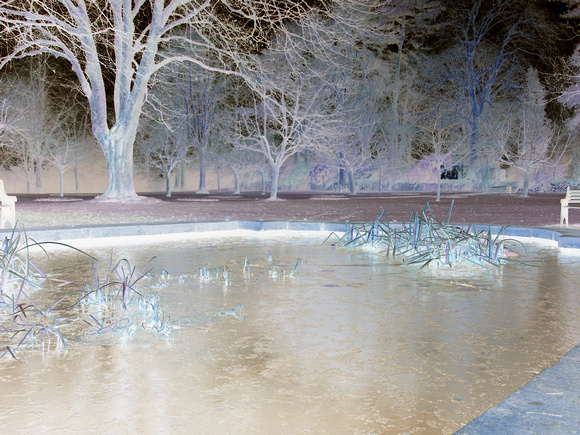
269, 165, 281, 200
97, 128, 138, 199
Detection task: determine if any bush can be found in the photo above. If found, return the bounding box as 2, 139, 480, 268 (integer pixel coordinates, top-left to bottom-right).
528, 181, 580, 194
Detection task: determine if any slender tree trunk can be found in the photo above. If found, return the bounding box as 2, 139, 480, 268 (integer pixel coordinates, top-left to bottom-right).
216, 167, 221, 192
260, 168, 266, 195
34, 156, 42, 192
174, 165, 180, 190
379, 167, 383, 193
74, 163, 79, 193
24, 166, 31, 194
144, 153, 152, 189
522, 168, 530, 197
180, 159, 186, 190
197, 148, 208, 194
468, 110, 480, 168
59, 167, 64, 197
480, 159, 490, 191
231, 167, 240, 194
347, 168, 356, 195
436, 171, 441, 202
165, 170, 171, 197
338, 168, 346, 192
392, 15, 404, 150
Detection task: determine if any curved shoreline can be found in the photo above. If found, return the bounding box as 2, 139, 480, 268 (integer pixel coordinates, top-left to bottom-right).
3, 219, 580, 249
2, 219, 579, 433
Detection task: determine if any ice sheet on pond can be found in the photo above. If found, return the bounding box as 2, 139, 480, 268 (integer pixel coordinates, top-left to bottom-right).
2, 233, 580, 433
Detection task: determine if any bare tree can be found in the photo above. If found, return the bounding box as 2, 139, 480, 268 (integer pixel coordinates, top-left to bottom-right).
70, 112, 94, 193
39, 79, 92, 196
210, 102, 270, 194
489, 68, 570, 197
433, 0, 554, 174
227, 147, 270, 194
3, 58, 65, 192
0, 0, 321, 199
379, 1, 440, 186
249, 154, 271, 195
18, 57, 58, 192
45, 134, 74, 197
148, 44, 226, 194
136, 116, 189, 197
230, 2, 389, 199
415, 106, 468, 201
181, 66, 223, 194
559, 1, 580, 132
313, 99, 384, 195
0, 74, 26, 150
45, 107, 92, 197
232, 53, 328, 200
309, 40, 388, 195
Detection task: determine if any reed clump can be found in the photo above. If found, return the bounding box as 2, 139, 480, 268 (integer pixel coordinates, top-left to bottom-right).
325, 202, 525, 268
1, 226, 172, 360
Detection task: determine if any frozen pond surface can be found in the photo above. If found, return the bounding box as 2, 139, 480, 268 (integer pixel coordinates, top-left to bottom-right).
2, 232, 580, 433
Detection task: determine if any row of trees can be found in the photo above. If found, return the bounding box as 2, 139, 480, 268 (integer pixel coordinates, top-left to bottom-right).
0, 56, 95, 195
1, 0, 580, 199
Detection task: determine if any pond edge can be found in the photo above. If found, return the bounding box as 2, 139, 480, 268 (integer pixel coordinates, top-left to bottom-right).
1, 220, 580, 250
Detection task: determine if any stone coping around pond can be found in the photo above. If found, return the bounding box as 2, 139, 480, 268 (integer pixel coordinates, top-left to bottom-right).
472, 224, 580, 249
1, 219, 579, 249
0, 220, 349, 244
456, 343, 580, 434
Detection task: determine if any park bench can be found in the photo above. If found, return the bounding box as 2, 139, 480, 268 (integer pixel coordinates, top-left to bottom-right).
560, 186, 580, 226
486, 182, 517, 194
0, 180, 17, 229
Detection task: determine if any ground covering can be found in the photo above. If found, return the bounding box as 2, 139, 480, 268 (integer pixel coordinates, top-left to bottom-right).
12, 191, 572, 229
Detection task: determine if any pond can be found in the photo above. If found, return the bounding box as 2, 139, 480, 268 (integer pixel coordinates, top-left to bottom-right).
1, 231, 580, 433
